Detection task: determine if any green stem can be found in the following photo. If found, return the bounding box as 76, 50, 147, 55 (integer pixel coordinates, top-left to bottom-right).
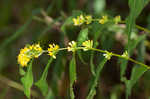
41, 57, 53, 79
47, 47, 150, 70
89, 48, 150, 69
120, 20, 150, 34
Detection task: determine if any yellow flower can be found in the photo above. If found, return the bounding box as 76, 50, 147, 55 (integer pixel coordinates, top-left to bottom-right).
33, 44, 43, 58
18, 47, 31, 67
73, 18, 80, 26
18, 54, 31, 67
114, 15, 121, 24
72, 14, 85, 26
47, 44, 59, 59
79, 15, 85, 24
17, 44, 43, 67
99, 15, 108, 24
85, 15, 92, 24
67, 41, 77, 52
82, 40, 93, 51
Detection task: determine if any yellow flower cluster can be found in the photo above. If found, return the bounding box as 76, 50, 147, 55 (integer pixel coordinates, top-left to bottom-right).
82, 40, 93, 51
18, 44, 43, 67
73, 14, 121, 26
18, 39, 119, 67
99, 15, 108, 24
72, 15, 92, 26
47, 44, 59, 59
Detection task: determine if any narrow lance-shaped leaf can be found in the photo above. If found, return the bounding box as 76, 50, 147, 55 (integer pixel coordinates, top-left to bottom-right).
35, 57, 53, 96
77, 28, 88, 64
87, 58, 108, 99
126, 38, 148, 98
21, 59, 34, 98
69, 52, 76, 99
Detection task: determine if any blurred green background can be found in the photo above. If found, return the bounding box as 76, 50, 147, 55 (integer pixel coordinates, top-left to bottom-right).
0, 0, 150, 99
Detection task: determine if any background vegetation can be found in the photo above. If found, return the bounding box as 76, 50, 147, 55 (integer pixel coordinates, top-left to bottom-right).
0, 0, 150, 99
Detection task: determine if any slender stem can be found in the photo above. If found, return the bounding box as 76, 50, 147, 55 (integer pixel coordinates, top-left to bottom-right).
120, 20, 150, 34
88, 48, 150, 69
44, 46, 150, 70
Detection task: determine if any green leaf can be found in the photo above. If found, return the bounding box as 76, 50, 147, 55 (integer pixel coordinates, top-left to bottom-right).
77, 28, 89, 64
87, 58, 107, 99
77, 28, 88, 45
35, 58, 53, 96
69, 52, 76, 99
21, 59, 33, 98
126, 38, 148, 98
128, 0, 150, 17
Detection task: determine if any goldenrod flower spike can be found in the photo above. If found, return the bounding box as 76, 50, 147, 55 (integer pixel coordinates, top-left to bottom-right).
114, 15, 121, 24
99, 15, 108, 24
103, 51, 112, 60
47, 44, 59, 59
82, 40, 93, 51
17, 44, 43, 67
67, 41, 77, 52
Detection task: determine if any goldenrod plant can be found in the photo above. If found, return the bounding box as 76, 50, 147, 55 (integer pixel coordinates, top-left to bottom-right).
1, 0, 150, 99
17, 14, 150, 98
